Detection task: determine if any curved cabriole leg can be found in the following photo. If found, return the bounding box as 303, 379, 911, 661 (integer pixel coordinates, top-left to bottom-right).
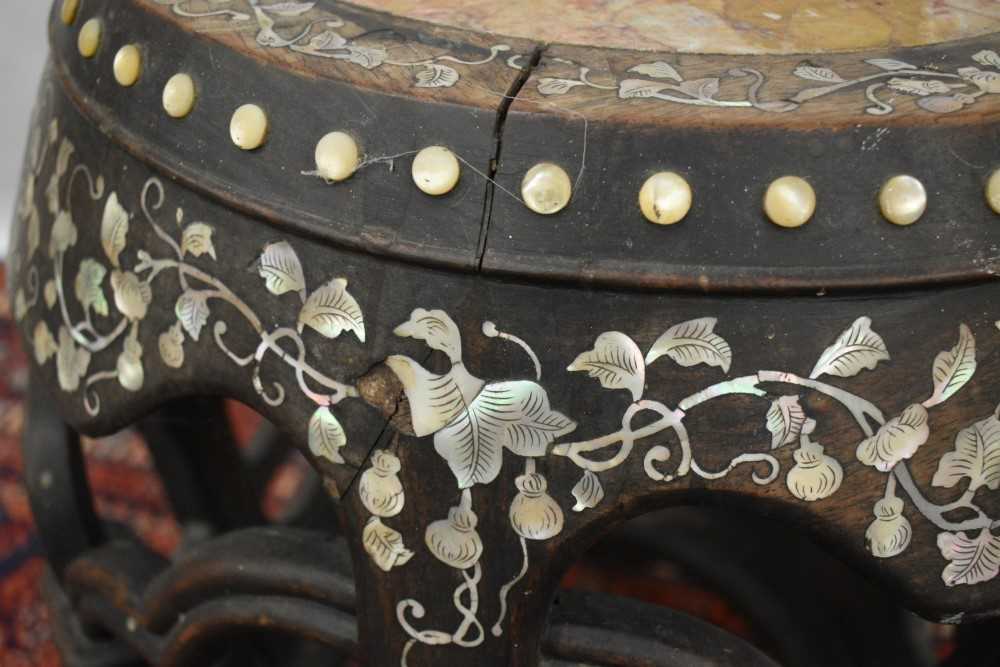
23, 374, 149, 665
22, 373, 104, 579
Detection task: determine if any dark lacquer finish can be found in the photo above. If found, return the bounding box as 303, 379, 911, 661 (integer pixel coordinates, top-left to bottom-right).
10, 1, 1000, 665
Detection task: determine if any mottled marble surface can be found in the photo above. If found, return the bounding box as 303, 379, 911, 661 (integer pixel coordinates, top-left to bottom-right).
348, 0, 1000, 53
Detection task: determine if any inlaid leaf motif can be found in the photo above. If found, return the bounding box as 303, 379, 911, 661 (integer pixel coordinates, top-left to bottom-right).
55, 137, 74, 178
856, 404, 929, 472
340, 45, 386, 69
259, 1, 315, 16
56, 326, 90, 392
537, 78, 586, 96
766, 395, 806, 449
158, 323, 185, 369
917, 95, 967, 113
572, 470, 604, 512
308, 407, 347, 464
793, 64, 844, 83
887, 77, 951, 96
74, 258, 108, 317
47, 138, 75, 214
386, 356, 484, 437
45, 171, 61, 217
49, 210, 78, 258
100, 192, 130, 268
24, 207, 39, 262
110, 271, 152, 322
973, 50, 1000, 69
932, 406, 1000, 492
180, 223, 217, 260
297, 278, 365, 342
865, 58, 916, 71
44, 280, 57, 309
433, 380, 577, 488
627, 61, 682, 81
938, 531, 1000, 587
809, 316, 889, 379
32, 321, 58, 365
393, 308, 463, 363
308, 29, 347, 50
363, 517, 413, 572
618, 79, 674, 99
645, 317, 732, 373
925, 324, 976, 408
116, 335, 144, 393
12, 291, 26, 322
676, 77, 720, 100
257, 241, 306, 298
958, 67, 1000, 93
175, 291, 210, 342
568, 332, 645, 401
415, 64, 459, 88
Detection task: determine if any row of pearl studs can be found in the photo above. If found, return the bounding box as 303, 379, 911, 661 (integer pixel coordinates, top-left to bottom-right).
66, 6, 467, 198
68, 7, 560, 205
64, 0, 1000, 224
648, 171, 1000, 227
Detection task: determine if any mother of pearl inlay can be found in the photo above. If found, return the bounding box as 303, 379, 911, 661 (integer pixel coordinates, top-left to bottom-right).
314, 132, 360, 182
639, 172, 692, 225
987, 169, 1000, 215
163, 73, 196, 119
879, 175, 927, 226
764, 176, 816, 228
521, 163, 572, 215
61, 0, 80, 25
78, 18, 102, 59
230, 104, 269, 151
113, 45, 143, 87
412, 146, 461, 196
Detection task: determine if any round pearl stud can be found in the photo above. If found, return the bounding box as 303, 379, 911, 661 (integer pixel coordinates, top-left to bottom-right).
639, 171, 692, 225
879, 175, 926, 226
764, 176, 816, 228
77, 18, 102, 59
521, 163, 572, 215
314, 132, 360, 182
230, 104, 268, 151
61, 0, 80, 25
412, 146, 461, 196
113, 44, 142, 87
987, 169, 1000, 215
163, 73, 196, 119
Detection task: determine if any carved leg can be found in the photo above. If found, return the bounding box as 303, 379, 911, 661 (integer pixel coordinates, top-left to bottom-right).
22, 372, 103, 579
343, 448, 558, 667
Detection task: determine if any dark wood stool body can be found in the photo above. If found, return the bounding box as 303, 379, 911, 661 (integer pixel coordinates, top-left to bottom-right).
10, 1, 1000, 665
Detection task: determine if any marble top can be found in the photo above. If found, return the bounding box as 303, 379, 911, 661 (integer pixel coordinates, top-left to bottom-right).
347, 0, 1000, 54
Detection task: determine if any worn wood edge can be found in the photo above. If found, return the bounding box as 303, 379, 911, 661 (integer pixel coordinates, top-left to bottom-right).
480, 247, 1000, 296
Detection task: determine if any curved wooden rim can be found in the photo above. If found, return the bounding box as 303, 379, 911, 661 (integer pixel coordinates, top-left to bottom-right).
142, 0, 1000, 128
46, 1, 1000, 293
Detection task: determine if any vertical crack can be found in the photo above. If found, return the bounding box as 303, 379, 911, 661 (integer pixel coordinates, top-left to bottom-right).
342, 348, 431, 497
475, 44, 547, 269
